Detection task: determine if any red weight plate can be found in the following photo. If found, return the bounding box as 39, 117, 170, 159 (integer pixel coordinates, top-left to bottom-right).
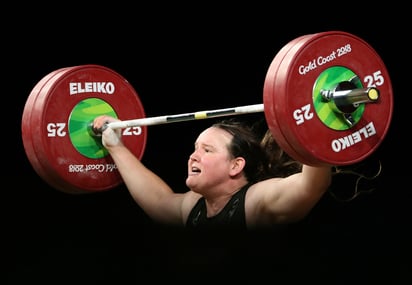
23, 67, 100, 194
273, 31, 393, 166
264, 33, 322, 165
24, 65, 147, 193
22, 67, 79, 193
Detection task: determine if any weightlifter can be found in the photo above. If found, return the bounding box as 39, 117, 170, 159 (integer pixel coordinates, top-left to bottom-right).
92, 115, 332, 230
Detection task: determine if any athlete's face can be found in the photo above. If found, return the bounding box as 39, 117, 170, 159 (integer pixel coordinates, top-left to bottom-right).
186, 127, 235, 192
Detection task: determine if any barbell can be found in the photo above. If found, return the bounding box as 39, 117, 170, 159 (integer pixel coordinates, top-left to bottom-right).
21, 31, 394, 194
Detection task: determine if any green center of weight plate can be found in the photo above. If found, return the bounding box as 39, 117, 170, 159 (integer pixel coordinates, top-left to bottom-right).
313, 66, 364, 131
68, 97, 118, 159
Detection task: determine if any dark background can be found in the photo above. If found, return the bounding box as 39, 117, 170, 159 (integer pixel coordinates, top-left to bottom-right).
6, 4, 410, 284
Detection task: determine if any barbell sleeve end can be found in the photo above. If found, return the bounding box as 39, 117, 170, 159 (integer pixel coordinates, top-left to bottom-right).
88, 122, 108, 137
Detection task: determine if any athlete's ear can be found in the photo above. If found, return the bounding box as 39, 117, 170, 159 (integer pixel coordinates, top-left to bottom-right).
230, 157, 245, 176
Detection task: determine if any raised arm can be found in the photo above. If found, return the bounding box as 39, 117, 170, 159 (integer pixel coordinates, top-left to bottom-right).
246, 164, 332, 226
93, 115, 195, 225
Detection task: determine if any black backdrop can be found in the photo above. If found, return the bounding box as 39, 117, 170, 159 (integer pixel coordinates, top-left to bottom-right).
6, 4, 410, 284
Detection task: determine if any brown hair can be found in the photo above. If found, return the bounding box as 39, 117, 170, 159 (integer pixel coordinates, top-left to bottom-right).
212, 118, 302, 183
260, 129, 302, 178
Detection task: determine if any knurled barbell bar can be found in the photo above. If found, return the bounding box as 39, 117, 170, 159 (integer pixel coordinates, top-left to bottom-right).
21, 31, 394, 194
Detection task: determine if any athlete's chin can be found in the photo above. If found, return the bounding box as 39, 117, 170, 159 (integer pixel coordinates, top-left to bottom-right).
185, 176, 198, 188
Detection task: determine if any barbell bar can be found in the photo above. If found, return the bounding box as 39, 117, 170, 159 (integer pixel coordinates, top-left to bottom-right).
21, 31, 394, 194
91, 86, 379, 135
91, 103, 265, 135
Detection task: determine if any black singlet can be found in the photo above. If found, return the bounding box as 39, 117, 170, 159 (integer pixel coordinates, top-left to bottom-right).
185, 184, 250, 230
